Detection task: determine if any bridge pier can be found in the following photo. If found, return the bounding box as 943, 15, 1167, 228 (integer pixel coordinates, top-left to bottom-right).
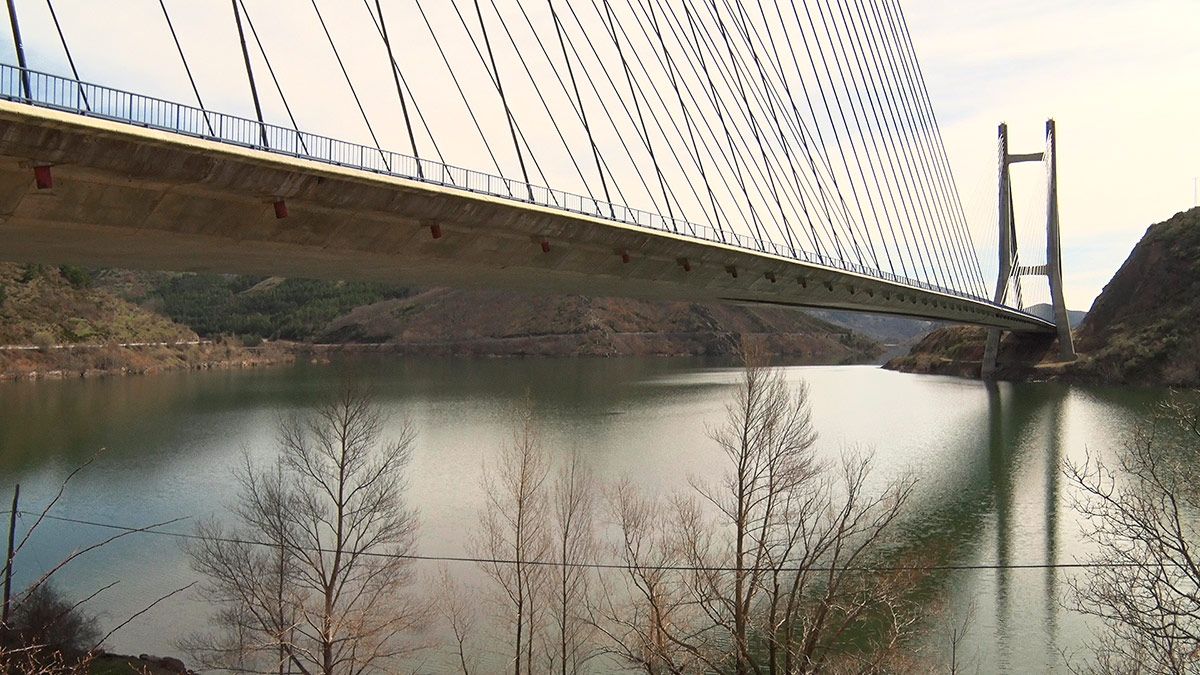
983, 121, 1075, 378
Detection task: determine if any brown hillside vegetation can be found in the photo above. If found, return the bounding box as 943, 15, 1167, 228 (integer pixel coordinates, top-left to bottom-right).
1071, 207, 1200, 386
0, 263, 290, 380
321, 287, 880, 362
0, 263, 192, 346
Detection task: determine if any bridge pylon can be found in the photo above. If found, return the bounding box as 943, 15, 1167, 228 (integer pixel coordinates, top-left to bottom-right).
982, 120, 1076, 378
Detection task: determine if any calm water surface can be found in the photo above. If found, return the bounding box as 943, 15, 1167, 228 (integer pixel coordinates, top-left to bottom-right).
0, 357, 1170, 672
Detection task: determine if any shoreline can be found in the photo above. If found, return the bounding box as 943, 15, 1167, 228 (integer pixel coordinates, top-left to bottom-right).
0, 340, 296, 382
0, 334, 884, 383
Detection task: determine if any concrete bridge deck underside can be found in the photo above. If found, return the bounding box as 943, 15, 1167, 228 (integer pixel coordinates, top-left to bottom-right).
0, 102, 1052, 332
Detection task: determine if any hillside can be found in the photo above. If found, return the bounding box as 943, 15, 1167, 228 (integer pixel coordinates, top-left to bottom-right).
0, 263, 192, 346
89, 271, 883, 363
319, 287, 879, 361
0, 266, 883, 369
1070, 207, 1200, 385
886, 207, 1200, 387
95, 270, 412, 340
0, 263, 289, 380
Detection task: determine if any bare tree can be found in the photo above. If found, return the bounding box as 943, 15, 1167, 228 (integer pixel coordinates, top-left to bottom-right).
593, 481, 711, 674
598, 349, 921, 674
945, 604, 976, 675
184, 384, 427, 674
435, 567, 478, 675
474, 401, 551, 675
547, 451, 598, 674
1065, 395, 1200, 674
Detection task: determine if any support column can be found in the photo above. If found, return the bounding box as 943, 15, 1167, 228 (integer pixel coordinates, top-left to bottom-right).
982, 124, 1012, 377
1044, 119, 1076, 360
983, 120, 1075, 378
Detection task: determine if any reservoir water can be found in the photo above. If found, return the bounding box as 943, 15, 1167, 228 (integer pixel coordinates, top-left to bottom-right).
0, 357, 1170, 672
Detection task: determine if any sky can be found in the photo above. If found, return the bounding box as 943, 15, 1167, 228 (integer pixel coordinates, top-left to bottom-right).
3, 0, 1197, 310
904, 0, 1200, 309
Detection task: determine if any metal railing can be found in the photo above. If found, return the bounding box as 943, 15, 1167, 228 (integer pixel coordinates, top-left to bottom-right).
0, 63, 1005, 308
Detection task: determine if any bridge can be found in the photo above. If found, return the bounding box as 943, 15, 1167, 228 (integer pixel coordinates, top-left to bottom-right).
0, 0, 1063, 336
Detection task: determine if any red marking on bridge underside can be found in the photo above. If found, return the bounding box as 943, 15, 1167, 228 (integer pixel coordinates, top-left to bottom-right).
33, 165, 52, 189
619, 249, 630, 264
540, 239, 551, 253
273, 200, 288, 219
429, 223, 443, 239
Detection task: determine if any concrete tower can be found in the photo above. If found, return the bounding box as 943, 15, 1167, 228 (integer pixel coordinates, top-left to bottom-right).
982, 120, 1075, 377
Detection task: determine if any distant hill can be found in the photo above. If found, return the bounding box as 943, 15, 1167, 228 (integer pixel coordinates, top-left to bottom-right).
0, 263, 887, 373
804, 309, 939, 345
93, 271, 881, 362
1022, 303, 1086, 329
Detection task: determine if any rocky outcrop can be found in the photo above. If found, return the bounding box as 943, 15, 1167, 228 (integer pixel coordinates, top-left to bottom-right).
1069, 207, 1200, 386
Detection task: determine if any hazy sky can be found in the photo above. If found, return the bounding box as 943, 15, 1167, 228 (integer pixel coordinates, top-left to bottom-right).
5, 0, 1196, 309
905, 0, 1200, 308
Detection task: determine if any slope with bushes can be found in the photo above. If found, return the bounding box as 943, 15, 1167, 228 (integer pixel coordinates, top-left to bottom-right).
0, 263, 192, 346
0, 263, 290, 380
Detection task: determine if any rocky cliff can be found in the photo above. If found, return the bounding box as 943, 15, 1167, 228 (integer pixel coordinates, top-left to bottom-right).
1071, 207, 1200, 386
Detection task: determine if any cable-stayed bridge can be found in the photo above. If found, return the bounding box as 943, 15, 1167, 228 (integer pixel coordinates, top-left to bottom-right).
0, 0, 1060, 332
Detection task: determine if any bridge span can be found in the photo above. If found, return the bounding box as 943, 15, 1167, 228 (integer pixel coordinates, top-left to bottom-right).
0, 94, 1051, 332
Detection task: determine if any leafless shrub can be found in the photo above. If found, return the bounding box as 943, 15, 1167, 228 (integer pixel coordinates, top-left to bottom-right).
1, 453, 190, 673
1065, 395, 1200, 674
436, 567, 479, 675
546, 451, 599, 674
474, 400, 551, 675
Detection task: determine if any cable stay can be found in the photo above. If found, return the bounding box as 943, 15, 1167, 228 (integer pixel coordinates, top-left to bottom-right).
5, 0, 1017, 305
158, 0, 213, 136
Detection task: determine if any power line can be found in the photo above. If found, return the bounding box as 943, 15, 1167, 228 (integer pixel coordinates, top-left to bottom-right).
14, 511, 1158, 575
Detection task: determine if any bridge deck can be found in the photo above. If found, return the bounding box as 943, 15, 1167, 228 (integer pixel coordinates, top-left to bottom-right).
0, 100, 1052, 332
